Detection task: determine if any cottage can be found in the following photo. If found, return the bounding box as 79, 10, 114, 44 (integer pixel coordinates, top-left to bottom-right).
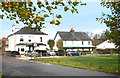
96, 39, 116, 49
54, 28, 95, 51
6, 24, 48, 55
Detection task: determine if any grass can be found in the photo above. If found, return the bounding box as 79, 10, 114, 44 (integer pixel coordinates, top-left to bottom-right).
32, 55, 119, 75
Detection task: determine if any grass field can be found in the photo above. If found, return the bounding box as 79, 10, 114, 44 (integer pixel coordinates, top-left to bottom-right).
32, 55, 119, 75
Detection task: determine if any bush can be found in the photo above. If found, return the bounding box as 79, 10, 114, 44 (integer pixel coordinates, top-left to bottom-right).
93, 51, 99, 54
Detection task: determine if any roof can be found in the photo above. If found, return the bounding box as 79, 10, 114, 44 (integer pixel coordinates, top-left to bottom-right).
8, 27, 48, 37
54, 31, 91, 41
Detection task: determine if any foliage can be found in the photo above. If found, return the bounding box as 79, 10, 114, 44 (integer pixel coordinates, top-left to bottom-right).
33, 55, 119, 75
48, 39, 55, 50
96, 1, 120, 48
56, 39, 63, 50
0, 1, 86, 30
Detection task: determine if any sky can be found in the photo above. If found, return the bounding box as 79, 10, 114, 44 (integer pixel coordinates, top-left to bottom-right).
0, 0, 111, 39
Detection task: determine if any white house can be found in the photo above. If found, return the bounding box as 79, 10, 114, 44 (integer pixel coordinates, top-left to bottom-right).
54, 28, 95, 51
6, 25, 48, 55
96, 40, 116, 49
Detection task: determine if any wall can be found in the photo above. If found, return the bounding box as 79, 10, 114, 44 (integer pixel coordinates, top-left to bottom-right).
7, 34, 48, 54
54, 33, 93, 51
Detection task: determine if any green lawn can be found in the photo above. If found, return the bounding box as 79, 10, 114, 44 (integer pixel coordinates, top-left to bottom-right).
0, 72, 3, 78
32, 55, 119, 75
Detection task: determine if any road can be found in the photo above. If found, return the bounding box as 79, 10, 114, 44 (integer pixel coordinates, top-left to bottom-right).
1, 55, 119, 78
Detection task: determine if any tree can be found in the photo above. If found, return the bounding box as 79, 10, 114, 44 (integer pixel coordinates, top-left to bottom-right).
96, 1, 120, 47
92, 32, 107, 46
0, 1, 86, 31
56, 39, 63, 50
85, 32, 93, 39
48, 40, 55, 50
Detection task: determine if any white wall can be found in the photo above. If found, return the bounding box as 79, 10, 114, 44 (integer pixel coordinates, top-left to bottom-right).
96, 40, 116, 49
54, 33, 93, 51
15, 34, 48, 45
7, 35, 15, 51
7, 34, 48, 54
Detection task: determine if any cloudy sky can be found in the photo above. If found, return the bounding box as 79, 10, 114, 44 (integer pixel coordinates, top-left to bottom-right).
0, 0, 111, 39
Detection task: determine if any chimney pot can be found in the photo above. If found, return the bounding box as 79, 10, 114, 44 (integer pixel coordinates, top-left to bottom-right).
70, 28, 75, 34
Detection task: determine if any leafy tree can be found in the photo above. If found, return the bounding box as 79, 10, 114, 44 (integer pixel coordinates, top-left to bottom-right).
56, 39, 63, 50
48, 39, 55, 50
0, 0, 86, 31
96, 1, 120, 47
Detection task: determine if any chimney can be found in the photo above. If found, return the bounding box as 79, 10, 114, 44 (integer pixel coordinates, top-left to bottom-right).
12, 24, 15, 33
41, 26, 46, 33
70, 28, 75, 34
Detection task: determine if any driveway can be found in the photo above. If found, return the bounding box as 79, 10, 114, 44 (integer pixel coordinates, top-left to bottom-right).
1, 55, 119, 77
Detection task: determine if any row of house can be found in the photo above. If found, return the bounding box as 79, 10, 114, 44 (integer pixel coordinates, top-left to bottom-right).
0, 24, 117, 55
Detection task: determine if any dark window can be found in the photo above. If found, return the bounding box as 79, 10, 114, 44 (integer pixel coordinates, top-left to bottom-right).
18, 48, 20, 51
88, 41, 90, 45
29, 39, 31, 42
82, 41, 84, 45
40, 37, 42, 42
20, 38, 24, 42
21, 48, 24, 51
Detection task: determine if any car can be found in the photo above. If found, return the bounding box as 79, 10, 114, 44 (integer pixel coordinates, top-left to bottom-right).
67, 51, 82, 56
47, 50, 56, 56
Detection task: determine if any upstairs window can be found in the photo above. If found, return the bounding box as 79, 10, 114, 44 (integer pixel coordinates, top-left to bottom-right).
20, 38, 24, 42
40, 37, 42, 42
88, 41, 90, 45
21, 48, 24, 52
82, 41, 84, 45
28, 39, 31, 42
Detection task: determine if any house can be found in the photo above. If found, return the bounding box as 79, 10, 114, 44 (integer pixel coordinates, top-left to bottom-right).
54, 28, 95, 51
6, 24, 48, 55
96, 39, 117, 50
0, 37, 8, 55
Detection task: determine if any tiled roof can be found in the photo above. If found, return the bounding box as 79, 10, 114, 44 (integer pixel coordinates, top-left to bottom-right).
8, 27, 48, 37
56, 31, 91, 41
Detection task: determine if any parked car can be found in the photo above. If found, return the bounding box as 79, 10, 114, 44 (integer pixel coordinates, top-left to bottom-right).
56, 50, 65, 56
67, 51, 82, 56
47, 50, 56, 56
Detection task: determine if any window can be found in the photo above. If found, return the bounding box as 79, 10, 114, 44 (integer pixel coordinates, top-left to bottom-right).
21, 48, 24, 52
40, 37, 42, 42
88, 41, 90, 45
28, 39, 31, 42
18, 48, 20, 51
6, 40, 8, 45
65, 41, 66, 45
82, 41, 84, 45
20, 38, 24, 42
108, 41, 111, 43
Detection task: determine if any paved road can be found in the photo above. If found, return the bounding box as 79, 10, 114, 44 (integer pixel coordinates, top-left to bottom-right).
1, 55, 119, 77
